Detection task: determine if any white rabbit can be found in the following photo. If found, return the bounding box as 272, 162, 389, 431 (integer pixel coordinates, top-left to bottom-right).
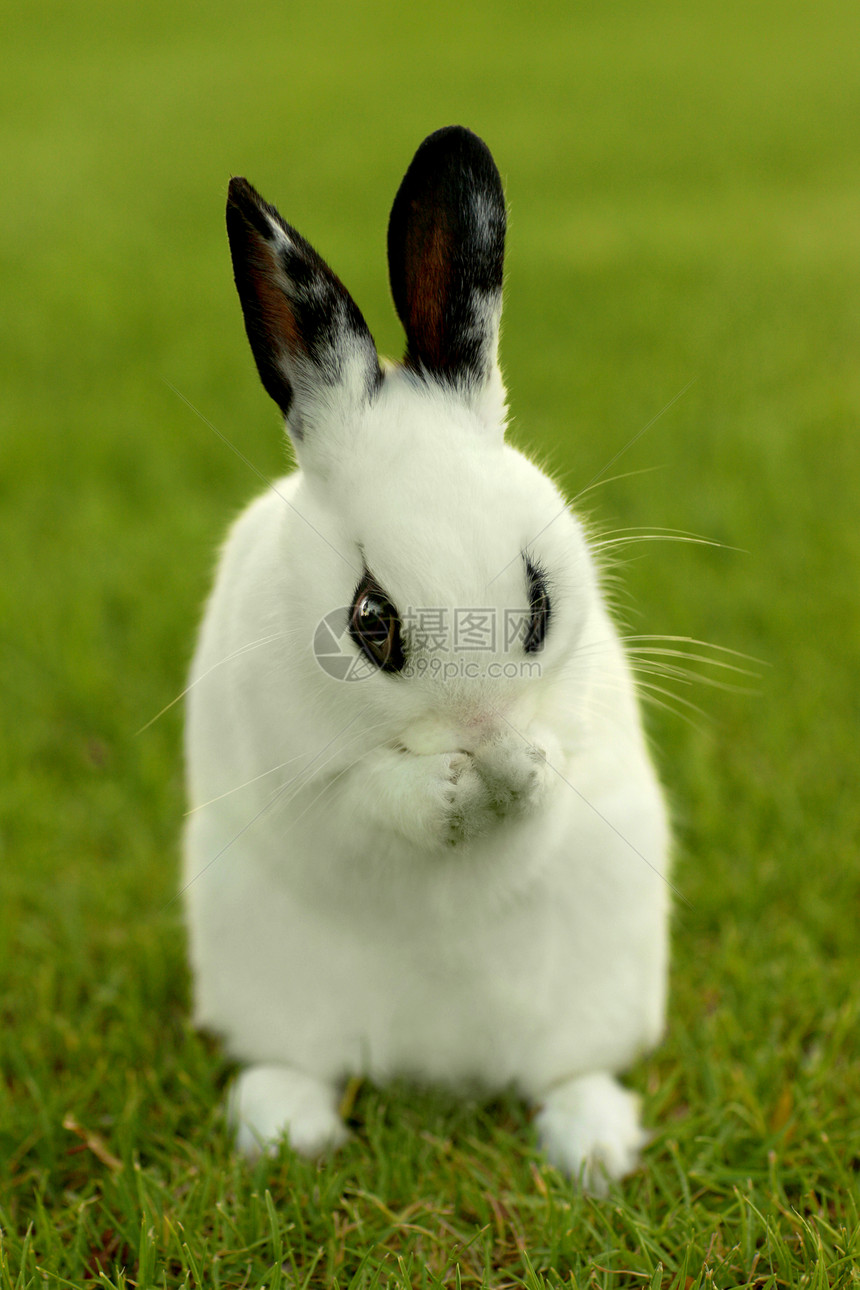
183, 126, 671, 1192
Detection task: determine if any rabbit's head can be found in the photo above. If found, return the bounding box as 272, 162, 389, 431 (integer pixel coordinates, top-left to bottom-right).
226, 127, 601, 758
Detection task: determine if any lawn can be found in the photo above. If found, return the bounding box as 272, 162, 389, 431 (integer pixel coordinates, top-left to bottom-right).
1, 0, 859, 1285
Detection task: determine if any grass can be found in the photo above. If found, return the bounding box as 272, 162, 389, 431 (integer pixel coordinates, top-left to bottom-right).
1, 0, 859, 1284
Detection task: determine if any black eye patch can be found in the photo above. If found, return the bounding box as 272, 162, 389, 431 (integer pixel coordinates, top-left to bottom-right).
349, 572, 406, 674
523, 558, 551, 654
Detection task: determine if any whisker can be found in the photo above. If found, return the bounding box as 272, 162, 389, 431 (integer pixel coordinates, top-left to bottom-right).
184, 752, 310, 814
166, 712, 362, 910
592, 527, 744, 554
285, 749, 375, 831
258, 716, 395, 821
582, 465, 667, 493
569, 632, 760, 727
165, 380, 360, 577
487, 377, 699, 587
619, 635, 764, 668
635, 688, 711, 734
624, 648, 757, 677
626, 660, 756, 696
571, 377, 699, 504
559, 464, 665, 502
136, 631, 295, 735
630, 678, 711, 721
490, 707, 690, 908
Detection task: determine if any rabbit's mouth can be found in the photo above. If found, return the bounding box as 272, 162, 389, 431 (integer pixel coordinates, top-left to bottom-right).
398, 711, 510, 757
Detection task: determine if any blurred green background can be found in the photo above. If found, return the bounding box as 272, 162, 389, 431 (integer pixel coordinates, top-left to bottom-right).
1, 0, 858, 1283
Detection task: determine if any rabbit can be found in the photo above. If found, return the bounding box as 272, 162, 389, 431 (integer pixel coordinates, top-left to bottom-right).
183, 125, 671, 1193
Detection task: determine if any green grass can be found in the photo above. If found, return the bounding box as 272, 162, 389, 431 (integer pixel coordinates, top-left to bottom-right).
2, 0, 859, 1285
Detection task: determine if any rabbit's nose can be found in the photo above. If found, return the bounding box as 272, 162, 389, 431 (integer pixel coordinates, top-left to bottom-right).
456, 710, 506, 751
403, 711, 505, 755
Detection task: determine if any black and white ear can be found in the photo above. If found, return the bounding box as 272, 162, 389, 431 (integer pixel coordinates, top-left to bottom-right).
226, 177, 381, 449
387, 126, 507, 424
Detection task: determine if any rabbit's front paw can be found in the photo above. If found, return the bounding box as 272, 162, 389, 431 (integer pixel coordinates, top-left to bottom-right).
477, 737, 548, 819
412, 751, 493, 849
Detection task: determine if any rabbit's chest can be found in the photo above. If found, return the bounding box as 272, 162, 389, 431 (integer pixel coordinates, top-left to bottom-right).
233, 862, 655, 1090
283, 896, 554, 1086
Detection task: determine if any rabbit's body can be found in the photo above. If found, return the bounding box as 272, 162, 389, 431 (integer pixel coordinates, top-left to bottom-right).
184, 128, 671, 1187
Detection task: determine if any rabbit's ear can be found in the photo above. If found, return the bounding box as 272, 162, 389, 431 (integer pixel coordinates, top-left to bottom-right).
227, 178, 382, 447
387, 126, 507, 423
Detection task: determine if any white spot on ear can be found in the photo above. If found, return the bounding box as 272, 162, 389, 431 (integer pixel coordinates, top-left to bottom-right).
470, 188, 504, 249
463, 285, 505, 426
470, 286, 502, 351
262, 212, 294, 254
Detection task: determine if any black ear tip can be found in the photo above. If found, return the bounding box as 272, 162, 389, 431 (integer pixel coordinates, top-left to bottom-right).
417, 124, 498, 165
399, 125, 508, 208
419, 124, 485, 147
227, 176, 258, 212
226, 177, 283, 245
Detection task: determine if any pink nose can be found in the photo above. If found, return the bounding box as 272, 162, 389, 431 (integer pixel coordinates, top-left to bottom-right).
458, 711, 502, 749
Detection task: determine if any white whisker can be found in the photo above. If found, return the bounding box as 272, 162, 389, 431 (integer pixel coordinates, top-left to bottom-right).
566, 464, 664, 501
619, 634, 762, 666
490, 706, 690, 907
627, 660, 756, 696
137, 631, 295, 735
260, 716, 395, 822
635, 689, 710, 733
167, 712, 363, 909
487, 378, 698, 587
593, 527, 744, 554
630, 678, 711, 722
165, 380, 360, 576
184, 752, 310, 814
285, 750, 374, 831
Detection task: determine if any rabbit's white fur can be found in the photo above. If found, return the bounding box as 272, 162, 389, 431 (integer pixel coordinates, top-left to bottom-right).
184, 129, 670, 1192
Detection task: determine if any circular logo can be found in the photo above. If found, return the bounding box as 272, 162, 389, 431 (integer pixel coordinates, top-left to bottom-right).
312, 608, 377, 682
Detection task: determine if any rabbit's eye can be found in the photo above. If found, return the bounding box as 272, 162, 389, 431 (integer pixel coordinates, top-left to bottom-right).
349, 576, 405, 674
523, 559, 551, 654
